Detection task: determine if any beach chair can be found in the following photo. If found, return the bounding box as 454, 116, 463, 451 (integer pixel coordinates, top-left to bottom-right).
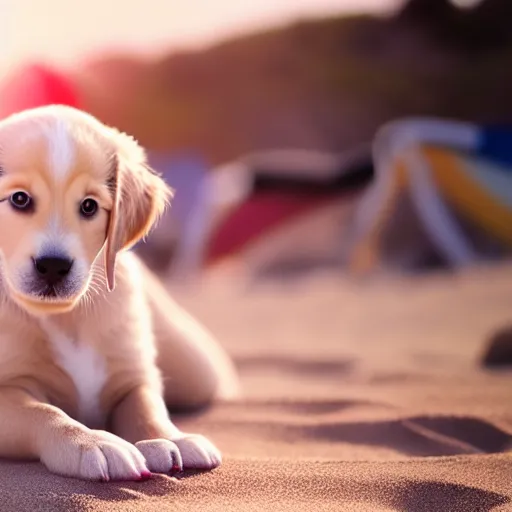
343, 118, 512, 274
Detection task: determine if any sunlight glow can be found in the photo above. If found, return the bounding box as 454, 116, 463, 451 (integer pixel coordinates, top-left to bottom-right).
1, 0, 398, 72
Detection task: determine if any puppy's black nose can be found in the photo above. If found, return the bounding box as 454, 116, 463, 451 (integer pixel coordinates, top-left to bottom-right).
33, 257, 73, 285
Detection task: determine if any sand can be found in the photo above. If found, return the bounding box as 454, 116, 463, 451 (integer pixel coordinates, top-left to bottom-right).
0, 263, 511, 511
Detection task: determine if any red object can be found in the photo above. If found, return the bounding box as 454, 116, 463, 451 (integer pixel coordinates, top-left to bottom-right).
0, 63, 79, 119
206, 192, 342, 264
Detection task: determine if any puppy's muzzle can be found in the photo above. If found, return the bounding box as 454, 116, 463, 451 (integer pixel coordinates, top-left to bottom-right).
33, 256, 74, 287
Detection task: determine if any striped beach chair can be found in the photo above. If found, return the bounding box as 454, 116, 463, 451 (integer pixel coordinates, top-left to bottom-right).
344, 118, 512, 274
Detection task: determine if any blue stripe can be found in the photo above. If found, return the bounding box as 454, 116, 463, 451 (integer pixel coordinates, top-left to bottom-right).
475, 126, 512, 169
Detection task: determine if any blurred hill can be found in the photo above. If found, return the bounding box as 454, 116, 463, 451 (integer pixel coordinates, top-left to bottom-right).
73, 0, 512, 166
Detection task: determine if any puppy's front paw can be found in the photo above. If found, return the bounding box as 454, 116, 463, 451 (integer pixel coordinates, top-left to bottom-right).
135, 434, 221, 473
135, 439, 183, 473
41, 429, 150, 482
172, 434, 222, 470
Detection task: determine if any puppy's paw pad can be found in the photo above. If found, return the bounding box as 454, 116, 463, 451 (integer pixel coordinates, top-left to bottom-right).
135, 439, 182, 474
173, 434, 222, 470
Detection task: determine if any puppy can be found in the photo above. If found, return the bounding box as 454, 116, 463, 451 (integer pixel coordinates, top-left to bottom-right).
0, 105, 238, 481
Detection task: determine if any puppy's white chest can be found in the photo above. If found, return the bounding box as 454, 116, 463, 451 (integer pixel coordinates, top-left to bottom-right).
41, 321, 108, 427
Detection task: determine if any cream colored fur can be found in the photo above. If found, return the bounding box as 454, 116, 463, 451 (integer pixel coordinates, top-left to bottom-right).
0, 105, 239, 481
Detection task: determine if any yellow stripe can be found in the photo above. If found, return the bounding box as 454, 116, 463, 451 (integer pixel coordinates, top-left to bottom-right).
422, 147, 512, 247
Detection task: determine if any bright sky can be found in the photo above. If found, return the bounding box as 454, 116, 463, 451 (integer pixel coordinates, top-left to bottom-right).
0, 0, 399, 73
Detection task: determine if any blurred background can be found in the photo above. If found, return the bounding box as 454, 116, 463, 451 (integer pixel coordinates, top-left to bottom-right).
0, 0, 511, 284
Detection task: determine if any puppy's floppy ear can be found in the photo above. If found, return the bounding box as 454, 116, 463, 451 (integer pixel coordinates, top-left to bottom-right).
104, 130, 172, 291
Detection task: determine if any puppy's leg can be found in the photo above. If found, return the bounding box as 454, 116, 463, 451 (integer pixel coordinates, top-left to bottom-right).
0, 385, 150, 481
140, 260, 240, 408
111, 384, 221, 473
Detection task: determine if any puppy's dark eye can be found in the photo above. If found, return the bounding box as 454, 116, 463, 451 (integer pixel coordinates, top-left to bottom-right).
10, 191, 33, 212
80, 198, 98, 218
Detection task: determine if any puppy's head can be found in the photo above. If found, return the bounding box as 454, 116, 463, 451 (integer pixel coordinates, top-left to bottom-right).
0, 105, 170, 315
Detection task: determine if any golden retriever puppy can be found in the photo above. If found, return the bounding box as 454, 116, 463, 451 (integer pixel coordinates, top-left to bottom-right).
0, 105, 238, 481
